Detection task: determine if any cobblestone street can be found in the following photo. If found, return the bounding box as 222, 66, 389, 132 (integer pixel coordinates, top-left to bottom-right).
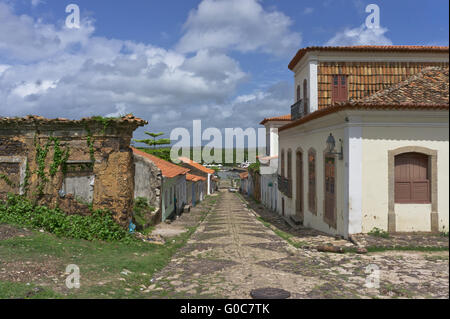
151, 191, 449, 299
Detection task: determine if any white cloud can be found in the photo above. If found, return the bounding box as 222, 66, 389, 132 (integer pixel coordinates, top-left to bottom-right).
326, 24, 392, 46
176, 0, 301, 56
0, 2, 252, 138
0, 1, 294, 145
0, 3, 94, 63
303, 7, 314, 15
31, 0, 44, 7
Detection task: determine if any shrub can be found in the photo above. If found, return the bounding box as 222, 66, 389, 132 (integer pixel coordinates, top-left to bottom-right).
368, 227, 390, 239
0, 194, 131, 242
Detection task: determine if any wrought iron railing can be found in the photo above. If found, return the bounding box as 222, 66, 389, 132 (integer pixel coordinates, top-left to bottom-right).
291, 99, 308, 121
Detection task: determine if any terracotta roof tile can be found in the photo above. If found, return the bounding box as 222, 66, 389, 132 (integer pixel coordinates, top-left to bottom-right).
186, 173, 207, 182
132, 148, 189, 178
240, 172, 249, 179
260, 114, 292, 125
178, 157, 215, 174
345, 66, 449, 106
289, 45, 449, 70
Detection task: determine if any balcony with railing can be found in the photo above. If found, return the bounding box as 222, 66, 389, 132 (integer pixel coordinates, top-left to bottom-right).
291, 98, 308, 121
278, 175, 292, 198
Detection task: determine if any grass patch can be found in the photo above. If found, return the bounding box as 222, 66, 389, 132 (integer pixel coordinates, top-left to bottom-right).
256, 216, 306, 249
0, 193, 217, 299
366, 246, 448, 253
368, 227, 390, 239
0, 281, 61, 299
0, 224, 198, 298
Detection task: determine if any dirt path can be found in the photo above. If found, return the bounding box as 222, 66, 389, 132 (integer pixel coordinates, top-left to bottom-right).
150, 190, 448, 299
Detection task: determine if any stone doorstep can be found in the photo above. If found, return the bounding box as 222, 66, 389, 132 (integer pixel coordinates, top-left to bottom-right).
282, 215, 302, 231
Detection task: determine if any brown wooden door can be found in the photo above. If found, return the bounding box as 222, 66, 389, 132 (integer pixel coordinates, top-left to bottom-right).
296, 151, 304, 221
324, 156, 336, 228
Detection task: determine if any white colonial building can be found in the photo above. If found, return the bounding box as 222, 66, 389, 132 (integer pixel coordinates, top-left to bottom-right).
275, 46, 449, 237
259, 115, 291, 211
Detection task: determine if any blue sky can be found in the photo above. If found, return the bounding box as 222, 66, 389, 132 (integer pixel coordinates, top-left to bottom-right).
0, 0, 448, 144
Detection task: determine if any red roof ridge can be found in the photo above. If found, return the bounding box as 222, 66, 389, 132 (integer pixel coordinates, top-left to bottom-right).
132, 148, 189, 178
178, 157, 216, 174
288, 45, 449, 70
186, 173, 207, 182
260, 114, 292, 125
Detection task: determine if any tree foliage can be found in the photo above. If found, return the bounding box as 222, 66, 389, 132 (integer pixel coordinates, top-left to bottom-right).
134, 131, 171, 149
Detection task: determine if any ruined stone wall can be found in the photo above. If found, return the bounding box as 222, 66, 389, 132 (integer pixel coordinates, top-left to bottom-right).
133, 152, 162, 213
0, 115, 146, 227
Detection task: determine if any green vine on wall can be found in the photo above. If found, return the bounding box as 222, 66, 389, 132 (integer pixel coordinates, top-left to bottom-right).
22, 160, 31, 195
34, 136, 71, 198
49, 137, 70, 176
0, 174, 16, 188
91, 116, 117, 135
86, 127, 96, 168
35, 138, 51, 197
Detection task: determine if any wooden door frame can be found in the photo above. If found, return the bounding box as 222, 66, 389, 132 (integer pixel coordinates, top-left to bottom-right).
323, 150, 337, 229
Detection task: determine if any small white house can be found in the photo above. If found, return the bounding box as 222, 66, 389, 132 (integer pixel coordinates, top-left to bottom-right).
133, 148, 189, 222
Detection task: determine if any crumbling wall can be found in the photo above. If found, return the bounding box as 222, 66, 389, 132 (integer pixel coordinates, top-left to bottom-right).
133, 153, 162, 211
0, 115, 146, 227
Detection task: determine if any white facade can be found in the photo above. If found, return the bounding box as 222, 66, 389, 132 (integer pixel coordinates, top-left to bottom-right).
278, 109, 449, 237
260, 120, 288, 211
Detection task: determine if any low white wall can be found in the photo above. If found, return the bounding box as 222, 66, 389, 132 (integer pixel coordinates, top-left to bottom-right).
362, 124, 449, 233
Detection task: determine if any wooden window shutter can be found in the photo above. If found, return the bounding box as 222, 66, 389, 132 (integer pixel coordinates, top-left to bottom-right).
332, 75, 348, 104
395, 153, 430, 203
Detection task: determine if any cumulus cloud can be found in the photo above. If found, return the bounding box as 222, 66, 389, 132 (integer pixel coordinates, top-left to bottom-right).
176, 0, 301, 56
0, 2, 256, 141
31, 0, 44, 7
0, 1, 295, 147
326, 24, 392, 46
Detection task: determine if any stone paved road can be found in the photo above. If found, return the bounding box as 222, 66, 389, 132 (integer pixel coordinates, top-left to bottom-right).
151, 190, 449, 299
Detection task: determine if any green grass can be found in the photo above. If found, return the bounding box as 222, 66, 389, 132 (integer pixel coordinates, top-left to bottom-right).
368, 227, 390, 239
0, 225, 197, 299
256, 216, 306, 249
0, 281, 61, 299
0, 193, 219, 299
